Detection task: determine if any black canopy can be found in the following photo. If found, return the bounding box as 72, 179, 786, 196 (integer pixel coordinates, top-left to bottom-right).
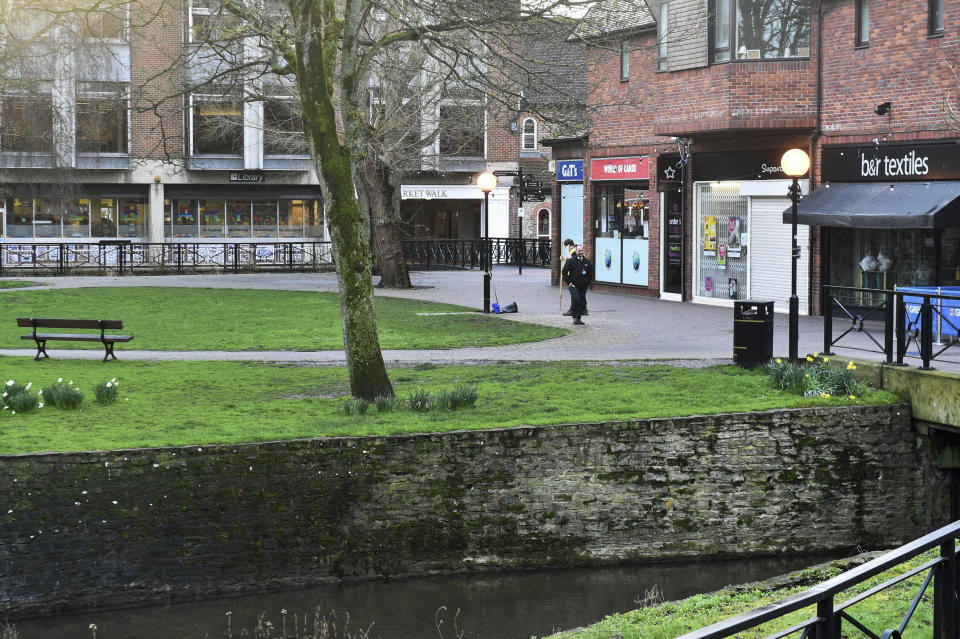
782, 181, 960, 228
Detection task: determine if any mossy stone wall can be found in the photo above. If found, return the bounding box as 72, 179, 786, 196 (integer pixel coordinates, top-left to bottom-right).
0, 404, 943, 618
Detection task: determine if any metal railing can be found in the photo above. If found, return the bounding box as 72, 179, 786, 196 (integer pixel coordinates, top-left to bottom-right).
401, 238, 552, 269
0, 238, 553, 276
824, 285, 960, 370
676, 520, 960, 639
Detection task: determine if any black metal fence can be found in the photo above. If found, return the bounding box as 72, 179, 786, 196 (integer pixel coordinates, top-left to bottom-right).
676, 519, 960, 639
824, 285, 960, 369
0, 238, 552, 276
401, 238, 552, 269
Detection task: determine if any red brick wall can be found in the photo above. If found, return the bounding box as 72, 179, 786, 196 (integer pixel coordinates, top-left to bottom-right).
129, 0, 184, 160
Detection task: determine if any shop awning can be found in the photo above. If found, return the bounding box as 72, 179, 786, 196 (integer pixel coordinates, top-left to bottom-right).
782, 181, 960, 228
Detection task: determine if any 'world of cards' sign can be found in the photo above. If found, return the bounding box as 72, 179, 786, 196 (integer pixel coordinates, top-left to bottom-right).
590, 157, 649, 181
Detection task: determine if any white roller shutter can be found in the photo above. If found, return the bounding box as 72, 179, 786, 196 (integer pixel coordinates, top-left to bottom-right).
749, 197, 810, 316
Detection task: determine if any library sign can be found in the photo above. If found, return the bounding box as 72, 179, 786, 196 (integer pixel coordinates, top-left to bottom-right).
822, 141, 960, 182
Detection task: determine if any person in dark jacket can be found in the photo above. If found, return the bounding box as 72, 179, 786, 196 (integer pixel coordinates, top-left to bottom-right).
561, 238, 588, 317
561, 244, 593, 325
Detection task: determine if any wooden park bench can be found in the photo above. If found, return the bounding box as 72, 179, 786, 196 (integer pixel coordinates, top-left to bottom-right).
17, 318, 134, 362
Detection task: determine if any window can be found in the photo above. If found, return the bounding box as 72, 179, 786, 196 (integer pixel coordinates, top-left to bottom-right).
264, 98, 308, 155
537, 209, 550, 237
930, 0, 945, 35
190, 0, 239, 43
438, 104, 484, 157
855, 0, 869, 46
77, 90, 128, 153
711, 0, 811, 62
620, 40, 630, 81
83, 5, 125, 39
1, 96, 53, 153
192, 96, 242, 154
522, 118, 537, 151
658, 2, 669, 71
118, 199, 145, 238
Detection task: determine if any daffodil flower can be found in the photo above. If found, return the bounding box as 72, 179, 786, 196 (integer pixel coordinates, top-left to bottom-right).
776, 358, 782, 364
823, 357, 829, 363
806, 356, 813, 362
849, 395, 857, 400
5, 380, 13, 386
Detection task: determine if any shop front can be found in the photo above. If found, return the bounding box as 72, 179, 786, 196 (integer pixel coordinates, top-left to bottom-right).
557, 159, 584, 246
399, 183, 510, 239
794, 141, 960, 305
590, 156, 650, 287
657, 153, 684, 300
692, 148, 810, 313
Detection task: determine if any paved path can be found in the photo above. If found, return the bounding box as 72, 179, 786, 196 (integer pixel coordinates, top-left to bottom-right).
0, 267, 945, 368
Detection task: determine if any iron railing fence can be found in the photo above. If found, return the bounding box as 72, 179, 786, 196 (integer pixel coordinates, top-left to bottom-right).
676, 519, 960, 639
824, 285, 960, 369
0, 238, 553, 275
401, 238, 552, 269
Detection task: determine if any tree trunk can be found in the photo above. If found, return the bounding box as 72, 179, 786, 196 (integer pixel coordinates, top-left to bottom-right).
357, 157, 412, 289
292, 3, 394, 401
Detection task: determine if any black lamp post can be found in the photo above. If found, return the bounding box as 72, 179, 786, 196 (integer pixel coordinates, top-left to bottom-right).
781, 148, 810, 362
477, 172, 497, 313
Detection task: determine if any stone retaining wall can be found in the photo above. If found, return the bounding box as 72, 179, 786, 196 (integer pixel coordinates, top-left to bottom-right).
0, 404, 945, 617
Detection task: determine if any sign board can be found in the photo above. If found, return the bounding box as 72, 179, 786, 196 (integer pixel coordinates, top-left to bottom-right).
692, 149, 797, 182
521, 193, 546, 202
822, 141, 960, 182
229, 171, 265, 183
556, 159, 584, 182
493, 170, 519, 176
523, 180, 543, 188
590, 156, 650, 181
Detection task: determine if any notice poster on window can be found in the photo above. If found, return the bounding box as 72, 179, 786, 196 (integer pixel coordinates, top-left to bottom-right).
729, 277, 738, 299
728, 216, 742, 257
703, 215, 717, 255
718, 244, 727, 269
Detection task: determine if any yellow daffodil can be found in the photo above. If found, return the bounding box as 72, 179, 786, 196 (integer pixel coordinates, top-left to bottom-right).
776, 358, 782, 364
805, 373, 810, 378
849, 395, 857, 400
806, 356, 813, 362
823, 357, 829, 363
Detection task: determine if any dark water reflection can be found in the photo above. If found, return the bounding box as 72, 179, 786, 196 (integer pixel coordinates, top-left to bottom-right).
17, 554, 839, 639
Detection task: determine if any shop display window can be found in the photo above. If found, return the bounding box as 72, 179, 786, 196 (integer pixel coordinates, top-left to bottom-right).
696, 183, 748, 300
305, 200, 324, 238
595, 183, 648, 239
92, 199, 117, 237
279, 200, 305, 237
118, 199, 145, 238
830, 228, 937, 305
65, 200, 91, 238
199, 200, 225, 237
34, 199, 62, 238
5, 199, 33, 238
252, 201, 278, 237
226, 200, 251, 237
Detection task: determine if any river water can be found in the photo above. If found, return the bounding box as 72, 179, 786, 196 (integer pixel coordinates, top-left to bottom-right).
15, 554, 837, 639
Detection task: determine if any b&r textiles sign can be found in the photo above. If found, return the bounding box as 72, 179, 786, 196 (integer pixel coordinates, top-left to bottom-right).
822, 141, 960, 182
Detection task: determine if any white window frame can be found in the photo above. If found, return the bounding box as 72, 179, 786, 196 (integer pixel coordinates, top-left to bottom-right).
522, 117, 537, 151
620, 40, 630, 81
658, 2, 669, 71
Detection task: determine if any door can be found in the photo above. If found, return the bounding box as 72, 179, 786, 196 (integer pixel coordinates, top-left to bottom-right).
560, 183, 584, 245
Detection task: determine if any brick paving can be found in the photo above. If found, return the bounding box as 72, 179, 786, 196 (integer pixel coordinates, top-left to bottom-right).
0, 267, 946, 369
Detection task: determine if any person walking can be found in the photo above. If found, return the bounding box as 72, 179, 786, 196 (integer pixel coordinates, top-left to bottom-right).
562, 244, 593, 325
561, 239, 588, 316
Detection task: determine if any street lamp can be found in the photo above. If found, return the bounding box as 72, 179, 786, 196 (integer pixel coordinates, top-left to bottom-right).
781, 148, 810, 362
477, 171, 497, 313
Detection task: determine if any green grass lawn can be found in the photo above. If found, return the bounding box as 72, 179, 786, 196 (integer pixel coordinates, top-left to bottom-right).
0, 287, 566, 350
0, 359, 900, 454
0, 280, 40, 289
548, 551, 935, 639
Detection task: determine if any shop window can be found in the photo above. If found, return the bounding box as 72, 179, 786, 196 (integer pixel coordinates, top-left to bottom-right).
1, 96, 53, 153
199, 199, 225, 237
252, 201, 277, 237
929, 0, 945, 35
226, 200, 251, 237
264, 98, 308, 156
77, 91, 128, 153
438, 104, 484, 157
5, 198, 33, 238
710, 0, 811, 62
658, 3, 669, 71
855, 0, 869, 46
595, 183, 649, 239
171, 200, 198, 237
696, 183, 748, 300
619, 40, 630, 81
522, 118, 537, 151
92, 198, 117, 237
118, 199, 145, 238
34, 199, 62, 238
279, 200, 306, 237
192, 96, 243, 155
537, 209, 550, 237
64, 199, 91, 238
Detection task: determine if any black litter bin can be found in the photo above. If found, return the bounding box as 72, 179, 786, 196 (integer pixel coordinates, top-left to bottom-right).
733, 300, 774, 368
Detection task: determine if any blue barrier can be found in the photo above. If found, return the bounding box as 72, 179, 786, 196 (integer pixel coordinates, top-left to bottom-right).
899, 286, 960, 340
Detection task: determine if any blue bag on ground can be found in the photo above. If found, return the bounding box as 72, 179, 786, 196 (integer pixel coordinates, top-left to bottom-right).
500, 302, 518, 313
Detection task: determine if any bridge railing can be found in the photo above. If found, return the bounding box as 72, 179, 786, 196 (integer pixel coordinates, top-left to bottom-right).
401, 238, 552, 269
675, 520, 960, 639
824, 285, 960, 370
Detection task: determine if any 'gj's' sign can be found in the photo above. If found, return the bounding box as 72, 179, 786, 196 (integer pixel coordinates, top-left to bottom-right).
822, 141, 960, 182
556, 159, 583, 182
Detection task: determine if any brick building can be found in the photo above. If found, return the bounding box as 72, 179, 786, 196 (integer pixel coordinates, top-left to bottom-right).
549, 0, 960, 316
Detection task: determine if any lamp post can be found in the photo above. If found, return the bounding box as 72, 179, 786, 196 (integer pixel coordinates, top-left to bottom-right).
477, 171, 497, 313
781, 148, 810, 362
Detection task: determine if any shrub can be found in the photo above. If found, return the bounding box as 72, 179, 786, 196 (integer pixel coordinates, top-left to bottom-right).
42, 381, 84, 410
94, 378, 120, 404
435, 384, 479, 411
2, 380, 28, 406
342, 398, 370, 415
6, 391, 39, 413
373, 395, 396, 412
406, 387, 433, 412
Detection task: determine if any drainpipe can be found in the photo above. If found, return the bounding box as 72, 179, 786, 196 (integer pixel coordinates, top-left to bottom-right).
811, 0, 825, 316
